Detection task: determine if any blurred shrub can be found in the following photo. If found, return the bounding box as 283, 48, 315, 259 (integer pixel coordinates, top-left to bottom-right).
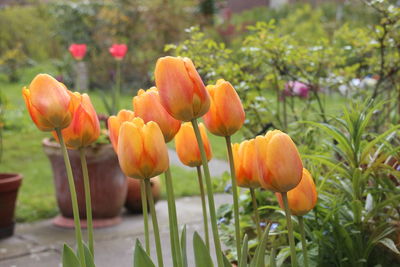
50, 0, 199, 90
0, 5, 59, 82
167, 1, 400, 140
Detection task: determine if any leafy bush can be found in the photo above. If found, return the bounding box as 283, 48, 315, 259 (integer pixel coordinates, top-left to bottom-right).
167, 1, 400, 139
0, 5, 59, 82
49, 0, 201, 90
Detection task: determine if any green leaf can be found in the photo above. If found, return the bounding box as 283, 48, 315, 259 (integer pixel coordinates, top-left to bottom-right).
62, 244, 81, 267
181, 225, 188, 267
379, 238, 400, 255
250, 224, 271, 267
83, 243, 96, 267
193, 232, 214, 267
239, 235, 249, 267
360, 125, 400, 163
222, 252, 231, 267
133, 240, 155, 267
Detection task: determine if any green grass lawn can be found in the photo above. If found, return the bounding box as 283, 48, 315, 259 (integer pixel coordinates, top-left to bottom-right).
0, 64, 230, 222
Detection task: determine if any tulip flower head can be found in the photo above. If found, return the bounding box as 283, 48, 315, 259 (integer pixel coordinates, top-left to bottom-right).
232, 140, 261, 188
117, 117, 169, 179
276, 168, 317, 216
23, 74, 74, 131
133, 87, 181, 143
155, 56, 210, 121
69, 44, 87, 61
109, 44, 128, 60
108, 109, 136, 152
175, 122, 212, 167
258, 130, 303, 192
203, 79, 245, 137
53, 92, 100, 149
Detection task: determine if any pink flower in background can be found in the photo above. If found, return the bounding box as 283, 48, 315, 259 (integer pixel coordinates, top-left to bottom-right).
109, 44, 128, 60
69, 44, 87, 60
284, 81, 310, 98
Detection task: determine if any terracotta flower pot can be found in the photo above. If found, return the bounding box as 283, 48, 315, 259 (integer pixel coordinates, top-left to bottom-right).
125, 176, 162, 213
0, 173, 23, 239
42, 138, 127, 227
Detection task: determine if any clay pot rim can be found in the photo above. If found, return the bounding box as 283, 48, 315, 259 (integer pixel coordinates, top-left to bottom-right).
0, 173, 23, 192
42, 138, 112, 149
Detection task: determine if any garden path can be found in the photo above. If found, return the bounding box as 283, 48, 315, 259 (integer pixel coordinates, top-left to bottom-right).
168, 149, 230, 177
0, 194, 231, 267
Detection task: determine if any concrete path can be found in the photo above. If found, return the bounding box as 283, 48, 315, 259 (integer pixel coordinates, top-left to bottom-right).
0, 194, 232, 267
168, 149, 230, 177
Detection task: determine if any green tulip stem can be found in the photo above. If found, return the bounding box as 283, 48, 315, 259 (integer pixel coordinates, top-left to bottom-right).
281, 192, 297, 267
196, 166, 210, 250
79, 147, 94, 257
55, 128, 86, 267
191, 119, 224, 267
113, 60, 121, 114
249, 188, 262, 241
145, 178, 164, 267
164, 167, 183, 267
298, 216, 309, 267
140, 179, 150, 255
224, 136, 241, 263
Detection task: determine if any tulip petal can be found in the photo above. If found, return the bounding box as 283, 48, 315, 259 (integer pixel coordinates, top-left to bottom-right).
142, 121, 169, 178
23, 88, 54, 131
28, 74, 72, 128
266, 133, 303, 192
213, 81, 244, 136
117, 122, 144, 179
155, 57, 194, 121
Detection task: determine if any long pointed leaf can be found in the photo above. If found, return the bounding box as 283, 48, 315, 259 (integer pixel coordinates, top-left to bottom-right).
239, 235, 249, 267
83, 243, 96, 267
181, 225, 188, 267
193, 232, 214, 267
62, 244, 81, 267
133, 240, 155, 267
250, 224, 271, 267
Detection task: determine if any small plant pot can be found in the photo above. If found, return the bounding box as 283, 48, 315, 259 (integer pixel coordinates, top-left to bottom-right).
0, 173, 23, 239
125, 176, 162, 214
43, 138, 127, 228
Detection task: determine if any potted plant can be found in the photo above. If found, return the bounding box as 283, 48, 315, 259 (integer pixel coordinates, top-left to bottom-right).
0, 91, 23, 239
42, 115, 161, 227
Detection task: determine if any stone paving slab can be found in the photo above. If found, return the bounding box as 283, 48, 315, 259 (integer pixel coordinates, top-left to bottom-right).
0, 194, 232, 267
168, 149, 230, 177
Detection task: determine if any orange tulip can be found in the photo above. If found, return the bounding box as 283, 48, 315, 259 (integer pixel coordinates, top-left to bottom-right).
154, 56, 210, 122
133, 87, 181, 143
232, 140, 261, 188
108, 109, 135, 152
53, 92, 100, 149
117, 117, 169, 179
275, 168, 317, 216
203, 79, 245, 136
257, 130, 303, 192
175, 122, 212, 167
22, 74, 73, 131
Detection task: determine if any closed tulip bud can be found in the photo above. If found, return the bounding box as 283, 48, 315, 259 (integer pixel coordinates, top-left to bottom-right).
155, 56, 210, 121
232, 140, 261, 188
22, 74, 74, 131
117, 117, 169, 179
108, 109, 135, 152
203, 79, 245, 136
53, 92, 100, 149
275, 168, 317, 216
175, 122, 212, 167
259, 130, 303, 192
109, 44, 128, 60
133, 87, 181, 143
69, 44, 87, 60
